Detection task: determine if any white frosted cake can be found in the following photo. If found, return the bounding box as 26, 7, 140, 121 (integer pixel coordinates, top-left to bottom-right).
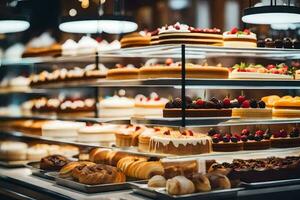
41, 121, 85, 138
223, 28, 257, 48
99, 95, 135, 118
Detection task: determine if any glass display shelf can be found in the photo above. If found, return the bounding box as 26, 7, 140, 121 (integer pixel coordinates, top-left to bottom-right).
0, 87, 46, 94
31, 78, 300, 89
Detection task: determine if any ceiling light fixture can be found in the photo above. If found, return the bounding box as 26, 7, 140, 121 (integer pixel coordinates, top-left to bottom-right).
0, 14, 30, 34
59, 0, 138, 34
242, 0, 300, 24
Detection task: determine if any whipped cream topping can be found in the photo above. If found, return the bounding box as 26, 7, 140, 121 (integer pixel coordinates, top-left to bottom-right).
42, 120, 85, 130
67, 67, 85, 78
84, 63, 108, 74
60, 98, 95, 110
78, 36, 98, 49
8, 76, 30, 87
47, 98, 61, 107
223, 31, 257, 39
100, 95, 135, 108
135, 92, 169, 106
158, 22, 190, 34
78, 124, 119, 134
27, 32, 56, 48
62, 39, 78, 50
4, 43, 25, 59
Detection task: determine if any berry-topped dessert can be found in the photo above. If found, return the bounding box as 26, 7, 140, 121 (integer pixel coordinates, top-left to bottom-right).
223, 27, 257, 48
257, 37, 300, 49
106, 64, 139, 80
240, 129, 271, 150
149, 129, 212, 155
231, 95, 272, 118
134, 92, 169, 117
120, 31, 151, 48
157, 22, 223, 46
229, 63, 293, 80
150, 29, 159, 45
163, 96, 233, 118
139, 58, 229, 79
210, 129, 243, 152
271, 128, 300, 148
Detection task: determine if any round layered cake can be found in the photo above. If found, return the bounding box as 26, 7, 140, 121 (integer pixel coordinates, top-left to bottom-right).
99, 95, 135, 118
115, 125, 145, 147
106, 64, 139, 80
134, 93, 168, 117
0, 141, 28, 161
223, 28, 257, 48
120, 31, 151, 48
41, 121, 85, 139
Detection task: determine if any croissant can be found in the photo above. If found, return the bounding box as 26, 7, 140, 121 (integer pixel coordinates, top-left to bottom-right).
148, 175, 166, 188
91, 149, 112, 164
106, 151, 129, 166
206, 172, 231, 190
166, 176, 195, 195
191, 173, 211, 192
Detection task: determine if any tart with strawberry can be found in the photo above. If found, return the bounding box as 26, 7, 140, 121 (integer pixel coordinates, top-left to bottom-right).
223, 27, 257, 48
211, 131, 243, 152
134, 92, 169, 117
231, 95, 272, 118
158, 22, 223, 46
163, 96, 233, 118
229, 63, 293, 80
139, 58, 229, 79
149, 129, 212, 155
241, 129, 271, 150
271, 128, 300, 148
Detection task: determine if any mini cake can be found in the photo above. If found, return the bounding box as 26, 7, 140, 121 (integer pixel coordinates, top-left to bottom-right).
223, 28, 257, 48
41, 121, 85, 139
84, 63, 108, 78
158, 22, 223, 46
77, 124, 119, 145
231, 96, 272, 118
58, 98, 96, 117
211, 133, 243, 152
261, 95, 281, 108
163, 96, 232, 118
120, 31, 151, 48
106, 64, 139, 80
77, 36, 98, 55
134, 93, 168, 117
62, 39, 78, 56
229, 63, 293, 80
99, 95, 135, 118
257, 37, 300, 49
271, 128, 300, 148
115, 125, 146, 147
0, 141, 28, 161
139, 59, 229, 79
31, 97, 60, 114
272, 96, 300, 118
240, 129, 271, 150
149, 130, 212, 155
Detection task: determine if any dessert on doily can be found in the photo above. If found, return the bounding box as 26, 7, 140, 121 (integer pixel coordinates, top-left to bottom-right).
106, 64, 139, 80
257, 37, 300, 49
148, 129, 212, 155
114, 125, 146, 147
99, 95, 135, 118
120, 31, 151, 48
134, 93, 168, 117
229, 63, 294, 80
223, 28, 257, 48
157, 22, 223, 46
271, 128, 300, 148
139, 58, 229, 79
163, 96, 232, 118
57, 98, 96, 117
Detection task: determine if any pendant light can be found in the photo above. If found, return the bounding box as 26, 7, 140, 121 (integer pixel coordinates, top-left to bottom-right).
59, 0, 138, 34
0, 7, 30, 34
242, 0, 300, 24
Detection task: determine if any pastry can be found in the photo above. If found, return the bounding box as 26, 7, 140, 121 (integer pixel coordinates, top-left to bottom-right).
59, 161, 95, 178
272, 96, 300, 118
211, 133, 243, 152
147, 175, 167, 187
61, 39, 78, 56
89, 148, 112, 164
77, 36, 98, 55
26, 147, 48, 161
41, 121, 85, 138
265, 38, 275, 48
163, 97, 232, 118
58, 98, 96, 117
31, 97, 60, 114
134, 93, 168, 117
40, 155, 69, 171
166, 176, 195, 195
139, 59, 229, 79
149, 130, 212, 155
115, 125, 145, 147
271, 128, 300, 148
77, 164, 126, 185
0, 141, 28, 161
106, 64, 139, 80
84, 63, 108, 78
229, 63, 293, 80
223, 28, 257, 48
240, 129, 271, 150
261, 95, 281, 108
206, 173, 231, 190
162, 159, 198, 179
191, 173, 211, 192
99, 95, 135, 118
77, 124, 119, 145
158, 22, 223, 46
120, 31, 151, 48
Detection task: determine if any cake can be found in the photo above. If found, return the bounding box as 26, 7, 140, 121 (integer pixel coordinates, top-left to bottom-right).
261, 95, 281, 108
231, 95, 272, 118
58, 98, 96, 117
62, 39, 78, 56
139, 59, 229, 79
120, 31, 151, 48
223, 28, 257, 48
296, 70, 300, 80
77, 124, 119, 145
0, 141, 28, 161
158, 22, 223, 46
271, 128, 300, 148
211, 133, 243, 152
99, 95, 135, 118
239, 129, 271, 150
134, 93, 168, 117
77, 36, 98, 55
163, 96, 232, 118
150, 29, 159, 45
41, 121, 85, 139
106, 64, 139, 80
31, 97, 61, 114
138, 127, 171, 152
229, 63, 293, 80
257, 37, 300, 49
149, 130, 212, 155
84, 63, 108, 78
272, 96, 300, 118
115, 125, 145, 147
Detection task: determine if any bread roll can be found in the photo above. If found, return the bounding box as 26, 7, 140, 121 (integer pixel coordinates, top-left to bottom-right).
148, 175, 166, 188
191, 173, 211, 192
166, 176, 195, 195
207, 173, 231, 190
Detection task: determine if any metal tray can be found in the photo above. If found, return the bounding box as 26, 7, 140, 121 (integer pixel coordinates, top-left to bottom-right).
0, 160, 29, 168
25, 161, 57, 180
240, 178, 300, 189
130, 182, 243, 200
55, 176, 146, 193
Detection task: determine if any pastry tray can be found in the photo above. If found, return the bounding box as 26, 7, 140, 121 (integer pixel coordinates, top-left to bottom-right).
129, 182, 243, 200
25, 161, 57, 180
0, 160, 29, 168
240, 178, 300, 189
55, 176, 147, 193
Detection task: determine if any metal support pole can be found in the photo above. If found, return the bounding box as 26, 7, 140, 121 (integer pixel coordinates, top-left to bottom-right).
95, 52, 99, 118
181, 45, 186, 128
